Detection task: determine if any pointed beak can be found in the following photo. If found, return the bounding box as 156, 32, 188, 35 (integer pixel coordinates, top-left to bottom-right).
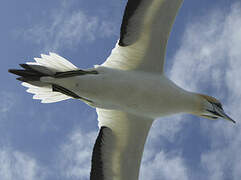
216, 108, 236, 124
205, 105, 236, 124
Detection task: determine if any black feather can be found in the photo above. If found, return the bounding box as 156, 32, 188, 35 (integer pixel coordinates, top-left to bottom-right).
8, 69, 39, 77
119, 0, 143, 46
90, 126, 111, 180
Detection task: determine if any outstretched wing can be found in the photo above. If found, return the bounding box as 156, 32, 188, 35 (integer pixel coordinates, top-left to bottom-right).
90, 109, 153, 180
102, 0, 183, 74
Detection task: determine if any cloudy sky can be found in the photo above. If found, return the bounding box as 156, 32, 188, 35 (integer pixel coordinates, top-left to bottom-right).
1, 0, 241, 179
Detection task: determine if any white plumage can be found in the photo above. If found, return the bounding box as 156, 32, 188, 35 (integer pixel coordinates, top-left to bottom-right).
22, 53, 78, 103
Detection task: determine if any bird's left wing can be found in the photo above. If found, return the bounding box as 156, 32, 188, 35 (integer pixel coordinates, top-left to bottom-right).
101, 0, 183, 74
91, 109, 153, 180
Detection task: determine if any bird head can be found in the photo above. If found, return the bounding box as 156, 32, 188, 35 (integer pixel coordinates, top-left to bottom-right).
196, 94, 235, 124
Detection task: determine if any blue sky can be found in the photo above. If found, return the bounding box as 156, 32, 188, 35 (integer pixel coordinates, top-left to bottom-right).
1, 0, 241, 179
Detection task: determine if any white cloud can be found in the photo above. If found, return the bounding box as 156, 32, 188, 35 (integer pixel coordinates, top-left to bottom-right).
0, 91, 17, 121
0, 148, 46, 180
57, 128, 97, 179
0, 92, 16, 114
139, 115, 190, 180
149, 115, 189, 142
140, 151, 188, 180
168, 2, 241, 180
19, 0, 117, 51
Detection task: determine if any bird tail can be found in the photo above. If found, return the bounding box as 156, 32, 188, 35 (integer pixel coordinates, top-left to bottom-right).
9, 53, 92, 103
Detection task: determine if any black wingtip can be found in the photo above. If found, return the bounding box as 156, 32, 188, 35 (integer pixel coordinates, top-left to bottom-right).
8, 69, 15, 73
16, 77, 27, 82
8, 69, 21, 76
9, 69, 37, 77
90, 126, 111, 180
19, 64, 32, 70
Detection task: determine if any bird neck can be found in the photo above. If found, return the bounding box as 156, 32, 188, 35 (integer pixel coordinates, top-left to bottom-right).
177, 90, 203, 115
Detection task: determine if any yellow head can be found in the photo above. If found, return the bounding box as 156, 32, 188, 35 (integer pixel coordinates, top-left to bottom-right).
196, 94, 235, 123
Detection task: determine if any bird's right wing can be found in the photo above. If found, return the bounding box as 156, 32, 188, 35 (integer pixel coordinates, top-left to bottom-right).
101, 0, 183, 74
91, 109, 153, 180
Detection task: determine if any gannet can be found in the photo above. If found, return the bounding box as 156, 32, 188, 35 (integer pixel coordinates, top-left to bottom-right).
9, 0, 235, 179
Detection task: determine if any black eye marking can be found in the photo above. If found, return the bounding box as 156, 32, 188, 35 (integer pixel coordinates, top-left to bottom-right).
213, 102, 223, 110
206, 99, 223, 110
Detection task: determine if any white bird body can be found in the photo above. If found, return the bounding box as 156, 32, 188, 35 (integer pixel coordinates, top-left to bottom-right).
50, 66, 200, 119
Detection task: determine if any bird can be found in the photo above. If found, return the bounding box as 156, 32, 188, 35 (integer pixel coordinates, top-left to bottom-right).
9, 0, 235, 179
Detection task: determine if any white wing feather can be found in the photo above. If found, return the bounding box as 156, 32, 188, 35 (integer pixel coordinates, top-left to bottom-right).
22, 53, 77, 103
